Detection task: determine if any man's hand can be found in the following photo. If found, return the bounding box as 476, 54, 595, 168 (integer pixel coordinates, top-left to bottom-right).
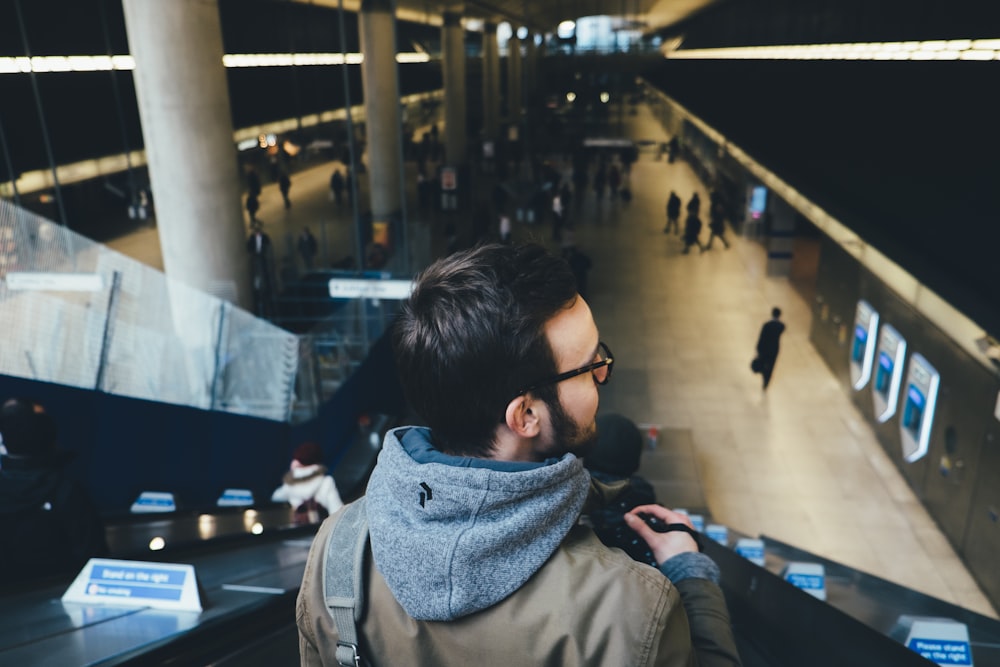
624, 504, 699, 565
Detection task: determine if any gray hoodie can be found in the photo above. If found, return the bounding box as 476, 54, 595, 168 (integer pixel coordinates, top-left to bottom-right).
366, 426, 591, 621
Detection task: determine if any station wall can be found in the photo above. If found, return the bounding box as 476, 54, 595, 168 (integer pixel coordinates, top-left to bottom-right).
809, 232, 1000, 612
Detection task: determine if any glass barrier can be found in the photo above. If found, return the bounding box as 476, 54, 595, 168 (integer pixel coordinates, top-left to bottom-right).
0, 199, 300, 422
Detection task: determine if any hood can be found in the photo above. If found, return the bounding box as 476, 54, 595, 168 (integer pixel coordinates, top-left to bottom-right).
366, 426, 591, 621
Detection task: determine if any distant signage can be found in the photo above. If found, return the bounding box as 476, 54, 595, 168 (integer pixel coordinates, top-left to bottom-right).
907, 639, 972, 665
897, 616, 973, 666
328, 278, 413, 300
783, 562, 827, 600
217, 489, 254, 507
735, 538, 765, 566
131, 491, 177, 514
705, 524, 728, 545
62, 559, 202, 612
6, 272, 104, 292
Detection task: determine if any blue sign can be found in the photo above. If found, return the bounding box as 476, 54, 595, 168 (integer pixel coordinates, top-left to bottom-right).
735, 538, 765, 565
217, 488, 254, 507
130, 491, 176, 513
907, 639, 972, 665
786, 573, 824, 590
86, 564, 186, 601
706, 524, 728, 545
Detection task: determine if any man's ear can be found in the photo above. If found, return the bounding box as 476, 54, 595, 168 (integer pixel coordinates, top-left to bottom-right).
504, 394, 542, 438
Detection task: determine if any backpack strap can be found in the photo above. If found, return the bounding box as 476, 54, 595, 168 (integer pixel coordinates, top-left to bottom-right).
323, 496, 370, 667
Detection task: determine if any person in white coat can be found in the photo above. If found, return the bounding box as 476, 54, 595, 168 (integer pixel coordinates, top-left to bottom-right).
271, 441, 343, 523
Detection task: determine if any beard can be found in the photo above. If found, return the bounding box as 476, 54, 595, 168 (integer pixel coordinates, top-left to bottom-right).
538, 394, 598, 460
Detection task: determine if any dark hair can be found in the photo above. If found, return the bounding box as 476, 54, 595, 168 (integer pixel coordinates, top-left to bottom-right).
772, 307, 782, 318
0, 397, 57, 457
392, 243, 578, 456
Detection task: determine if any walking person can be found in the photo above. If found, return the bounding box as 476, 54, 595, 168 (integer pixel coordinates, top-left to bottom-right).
686, 192, 701, 218
705, 200, 731, 249
246, 192, 260, 224
329, 168, 345, 205
278, 172, 292, 209
246, 224, 274, 318
682, 211, 705, 254
664, 191, 681, 235
755, 307, 786, 390
297, 227, 318, 272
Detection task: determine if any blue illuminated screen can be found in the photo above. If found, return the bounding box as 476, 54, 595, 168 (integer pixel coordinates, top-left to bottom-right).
903, 385, 925, 436
851, 325, 867, 363
875, 352, 892, 396
750, 187, 767, 219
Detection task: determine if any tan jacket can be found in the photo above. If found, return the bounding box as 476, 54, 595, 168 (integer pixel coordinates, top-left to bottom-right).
297, 509, 741, 666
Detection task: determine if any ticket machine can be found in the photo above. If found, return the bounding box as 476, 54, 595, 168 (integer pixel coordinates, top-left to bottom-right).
872, 324, 906, 422
900, 353, 940, 463
849, 300, 879, 390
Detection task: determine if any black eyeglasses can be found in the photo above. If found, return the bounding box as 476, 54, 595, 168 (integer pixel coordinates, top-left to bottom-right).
516, 342, 614, 397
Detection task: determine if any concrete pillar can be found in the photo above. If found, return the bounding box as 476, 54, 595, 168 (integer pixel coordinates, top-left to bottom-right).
507, 30, 522, 124
441, 9, 467, 165
121, 0, 250, 309
360, 0, 404, 220
481, 22, 499, 142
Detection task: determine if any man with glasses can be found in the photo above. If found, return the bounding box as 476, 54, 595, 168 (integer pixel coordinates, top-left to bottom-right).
297, 243, 741, 666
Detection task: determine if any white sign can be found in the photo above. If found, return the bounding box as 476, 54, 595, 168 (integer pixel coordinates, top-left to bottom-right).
328, 278, 413, 300
5, 272, 104, 292
62, 558, 202, 612
900, 616, 973, 666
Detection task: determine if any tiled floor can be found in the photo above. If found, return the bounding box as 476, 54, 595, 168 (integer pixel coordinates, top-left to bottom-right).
107, 103, 997, 619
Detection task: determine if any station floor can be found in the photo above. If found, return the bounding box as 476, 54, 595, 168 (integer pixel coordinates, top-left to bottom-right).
106, 105, 998, 619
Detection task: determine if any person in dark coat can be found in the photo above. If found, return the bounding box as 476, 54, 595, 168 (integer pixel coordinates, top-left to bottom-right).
705, 200, 731, 249
682, 211, 705, 254
298, 226, 319, 271
584, 413, 659, 567
330, 169, 345, 205
0, 398, 109, 583
665, 191, 681, 235
246, 192, 260, 224
756, 307, 786, 389
278, 172, 292, 209
686, 192, 701, 217
247, 225, 275, 317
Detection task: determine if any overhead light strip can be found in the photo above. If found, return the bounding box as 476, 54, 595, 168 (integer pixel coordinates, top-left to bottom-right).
0, 52, 430, 74
666, 39, 1000, 61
